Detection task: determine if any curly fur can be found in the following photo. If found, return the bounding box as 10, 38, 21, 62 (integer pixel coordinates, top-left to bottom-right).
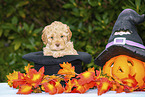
42, 21, 78, 58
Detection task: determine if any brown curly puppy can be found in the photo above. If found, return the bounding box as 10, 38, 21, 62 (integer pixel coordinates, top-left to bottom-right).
42, 21, 78, 58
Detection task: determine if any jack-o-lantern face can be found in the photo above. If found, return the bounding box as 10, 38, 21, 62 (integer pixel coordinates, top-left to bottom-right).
103, 55, 145, 87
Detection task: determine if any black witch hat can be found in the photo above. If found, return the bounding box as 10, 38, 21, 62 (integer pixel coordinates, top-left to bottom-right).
94, 9, 145, 67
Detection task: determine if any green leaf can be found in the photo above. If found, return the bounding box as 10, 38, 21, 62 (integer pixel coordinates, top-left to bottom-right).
1, 23, 13, 29
6, 6, 15, 17
18, 25, 22, 32
2, 23, 17, 32
4, 30, 10, 37
29, 37, 35, 47
88, 24, 92, 33
30, 24, 34, 31
128, 0, 135, 7
33, 27, 42, 34
88, 0, 98, 7
72, 8, 80, 17
9, 59, 16, 65
135, 0, 141, 13
95, 14, 101, 21
23, 23, 29, 32
11, 16, 18, 25
63, 4, 74, 8
70, 0, 75, 3
16, 1, 29, 8
0, 29, 3, 37
78, 22, 82, 29
14, 41, 21, 50
19, 10, 26, 18
8, 36, 15, 39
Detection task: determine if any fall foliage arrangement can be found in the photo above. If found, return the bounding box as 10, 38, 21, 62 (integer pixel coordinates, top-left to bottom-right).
7, 62, 145, 96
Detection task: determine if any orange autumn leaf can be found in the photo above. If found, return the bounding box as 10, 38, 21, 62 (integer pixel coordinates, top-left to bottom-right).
97, 78, 112, 95
121, 75, 138, 88
139, 77, 145, 89
41, 75, 49, 85
13, 72, 26, 88
71, 79, 95, 94
120, 75, 138, 92
73, 79, 87, 93
6, 71, 19, 87
112, 74, 138, 92
24, 63, 34, 73
77, 68, 95, 85
58, 62, 76, 80
42, 80, 64, 94
84, 81, 96, 90
64, 79, 75, 93
73, 85, 86, 93
111, 80, 124, 93
41, 75, 63, 84
115, 85, 124, 93
95, 69, 103, 79
17, 84, 32, 94
25, 67, 44, 87
88, 67, 95, 73
55, 81, 64, 94
48, 75, 63, 82
33, 87, 42, 93
43, 82, 57, 95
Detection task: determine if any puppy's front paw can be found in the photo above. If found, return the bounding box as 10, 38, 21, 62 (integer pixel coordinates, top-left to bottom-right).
53, 52, 64, 58
52, 52, 58, 58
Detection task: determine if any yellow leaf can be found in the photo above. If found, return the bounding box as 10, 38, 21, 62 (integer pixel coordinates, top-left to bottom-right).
14, 41, 21, 50
24, 63, 33, 73
6, 71, 19, 87
58, 62, 76, 80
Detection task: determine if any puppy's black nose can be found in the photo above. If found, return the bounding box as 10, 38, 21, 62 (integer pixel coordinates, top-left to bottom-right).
55, 43, 60, 47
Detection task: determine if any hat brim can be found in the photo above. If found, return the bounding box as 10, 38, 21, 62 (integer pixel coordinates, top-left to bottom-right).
22, 51, 92, 65
94, 45, 145, 67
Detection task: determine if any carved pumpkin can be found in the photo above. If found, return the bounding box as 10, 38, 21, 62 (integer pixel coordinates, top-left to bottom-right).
103, 55, 145, 87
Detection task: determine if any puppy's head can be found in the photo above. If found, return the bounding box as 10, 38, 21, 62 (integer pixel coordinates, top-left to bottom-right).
42, 21, 72, 51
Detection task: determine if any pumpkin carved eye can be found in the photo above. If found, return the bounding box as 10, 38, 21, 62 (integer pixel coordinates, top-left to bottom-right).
110, 62, 114, 67
127, 60, 133, 66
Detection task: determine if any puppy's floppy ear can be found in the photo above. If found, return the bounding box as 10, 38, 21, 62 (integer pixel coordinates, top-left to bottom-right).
67, 26, 72, 41
42, 26, 48, 45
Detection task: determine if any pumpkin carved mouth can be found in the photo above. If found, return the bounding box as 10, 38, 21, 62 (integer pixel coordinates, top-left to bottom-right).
103, 55, 145, 87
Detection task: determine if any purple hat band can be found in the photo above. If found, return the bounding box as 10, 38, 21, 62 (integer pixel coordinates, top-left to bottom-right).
106, 37, 145, 49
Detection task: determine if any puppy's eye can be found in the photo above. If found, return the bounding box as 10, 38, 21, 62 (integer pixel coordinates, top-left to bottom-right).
61, 35, 63, 38
51, 37, 53, 39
